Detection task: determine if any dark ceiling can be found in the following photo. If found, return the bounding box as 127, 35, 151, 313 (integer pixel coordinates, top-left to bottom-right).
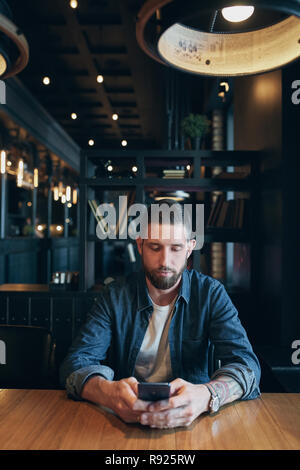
8, 0, 173, 150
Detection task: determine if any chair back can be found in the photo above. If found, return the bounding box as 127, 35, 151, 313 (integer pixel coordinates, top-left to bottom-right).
0, 325, 56, 388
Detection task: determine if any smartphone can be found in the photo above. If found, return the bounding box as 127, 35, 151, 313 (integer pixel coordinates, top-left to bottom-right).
138, 382, 171, 401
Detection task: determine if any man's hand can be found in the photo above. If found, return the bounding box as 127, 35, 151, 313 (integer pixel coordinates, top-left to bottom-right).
133, 378, 211, 429
81, 376, 148, 424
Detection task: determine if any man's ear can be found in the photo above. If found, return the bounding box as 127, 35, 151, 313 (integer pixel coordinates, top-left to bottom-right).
187, 239, 196, 258
136, 237, 143, 256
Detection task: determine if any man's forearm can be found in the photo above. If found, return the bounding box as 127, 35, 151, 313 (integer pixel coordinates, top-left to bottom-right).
81, 375, 113, 408
207, 375, 243, 407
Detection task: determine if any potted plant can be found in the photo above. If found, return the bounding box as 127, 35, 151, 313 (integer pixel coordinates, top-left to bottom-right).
181, 113, 211, 150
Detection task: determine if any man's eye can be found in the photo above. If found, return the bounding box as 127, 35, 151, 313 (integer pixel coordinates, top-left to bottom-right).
172, 246, 182, 251
150, 246, 160, 251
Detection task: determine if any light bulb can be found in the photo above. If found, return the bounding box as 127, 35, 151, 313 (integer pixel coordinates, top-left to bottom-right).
72, 189, 78, 205
221, 6, 254, 23
132, 165, 138, 173
70, 0, 78, 8
96, 74, 104, 83
107, 165, 113, 172
71, 112, 77, 120
42, 76, 50, 85
17, 159, 24, 187
34, 168, 38, 188
121, 140, 127, 147
66, 186, 71, 202
0, 150, 6, 174
53, 187, 59, 201
88, 139, 95, 146
112, 113, 118, 121
61, 194, 66, 204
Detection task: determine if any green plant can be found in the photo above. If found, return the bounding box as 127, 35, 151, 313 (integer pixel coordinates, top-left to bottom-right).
181, 113, 211, 138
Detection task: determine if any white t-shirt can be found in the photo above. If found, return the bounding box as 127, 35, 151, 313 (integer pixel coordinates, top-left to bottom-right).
134, 297, 177, 382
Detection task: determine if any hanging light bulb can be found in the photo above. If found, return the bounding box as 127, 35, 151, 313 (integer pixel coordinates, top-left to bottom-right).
66, 186, 71, 202
72, 188, 78, 205
132, 165, 138, 173
53, 187, 59, 201
58, 182, 63, 197
221, 6, 255, 23
88, 139, 95, 146
17, 159, 24, 187
121, 140, 127, 147
67, 203, 72, 208
61, 194, 66, 204
33, 168, 38, 188
71, 112, 77, 120
70, 0, 78, 8
42, 76, 50, 85
112, 113, 119, 121
0, 150, 6, 174
96, 74, 104, 83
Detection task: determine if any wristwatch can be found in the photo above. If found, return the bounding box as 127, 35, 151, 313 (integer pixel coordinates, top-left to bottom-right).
204, 383, 220, 414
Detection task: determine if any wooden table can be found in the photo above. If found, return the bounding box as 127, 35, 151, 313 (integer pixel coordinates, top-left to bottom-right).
0, 389, 299, 450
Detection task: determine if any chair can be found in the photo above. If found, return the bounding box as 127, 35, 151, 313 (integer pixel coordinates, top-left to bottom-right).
0, 325, 57, 388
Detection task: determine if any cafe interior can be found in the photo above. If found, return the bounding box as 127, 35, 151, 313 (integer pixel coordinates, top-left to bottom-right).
0, 0, 299, 451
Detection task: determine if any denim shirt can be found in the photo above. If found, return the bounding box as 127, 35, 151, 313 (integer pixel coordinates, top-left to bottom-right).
59, 269, 261, 401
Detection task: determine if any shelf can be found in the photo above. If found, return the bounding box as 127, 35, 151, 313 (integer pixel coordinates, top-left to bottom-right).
85, 149, 259, 165
83, 177, 253, 192
87, 228, 249, 244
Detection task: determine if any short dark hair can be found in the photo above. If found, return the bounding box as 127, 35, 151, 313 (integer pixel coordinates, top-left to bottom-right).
146, 198, 193, 240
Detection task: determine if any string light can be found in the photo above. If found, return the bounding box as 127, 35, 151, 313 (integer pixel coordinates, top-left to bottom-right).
96, 74, 104, 83
61, 194, 66, 204
88, 139, 95, 146
56, 225, 63, 232
107, 164, 113, 172
67, 203, 72, 208
71, 112, 77, 120
121, 140, 127, 147
0, 150, 6, 174
132, 165, 138, 173
112, 113, 118, 121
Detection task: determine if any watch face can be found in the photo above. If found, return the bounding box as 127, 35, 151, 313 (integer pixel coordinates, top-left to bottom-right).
211, 395, 220, 413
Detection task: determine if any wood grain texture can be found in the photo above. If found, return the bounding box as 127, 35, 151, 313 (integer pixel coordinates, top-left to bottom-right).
0, 390, 299, 450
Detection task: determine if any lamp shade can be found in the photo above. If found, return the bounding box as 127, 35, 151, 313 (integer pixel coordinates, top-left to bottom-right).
136, 0, 300, 76
0, 0, 29, 79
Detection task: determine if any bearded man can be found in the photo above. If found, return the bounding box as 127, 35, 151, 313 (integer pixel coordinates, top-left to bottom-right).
60, 199, 260, 429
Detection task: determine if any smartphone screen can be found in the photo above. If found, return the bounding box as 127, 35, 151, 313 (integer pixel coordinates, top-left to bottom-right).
138, 382, 170, 401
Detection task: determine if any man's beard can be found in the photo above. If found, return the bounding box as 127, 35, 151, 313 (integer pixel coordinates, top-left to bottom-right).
143, 258, 187, 290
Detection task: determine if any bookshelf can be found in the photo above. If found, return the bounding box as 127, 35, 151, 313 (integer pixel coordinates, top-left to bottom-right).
79, 149, 261, 293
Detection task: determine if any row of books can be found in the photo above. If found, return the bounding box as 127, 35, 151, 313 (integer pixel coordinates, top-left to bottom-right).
206, 194, 248, 229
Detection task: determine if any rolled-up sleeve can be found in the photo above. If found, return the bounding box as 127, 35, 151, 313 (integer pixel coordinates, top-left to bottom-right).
208, 280, 261, 400
59, 293, 114, 399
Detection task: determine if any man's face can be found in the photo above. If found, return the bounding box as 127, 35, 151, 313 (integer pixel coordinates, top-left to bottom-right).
136, 222, 195, 290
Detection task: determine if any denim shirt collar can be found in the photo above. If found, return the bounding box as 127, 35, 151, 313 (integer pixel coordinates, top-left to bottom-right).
136, 268, 191, 311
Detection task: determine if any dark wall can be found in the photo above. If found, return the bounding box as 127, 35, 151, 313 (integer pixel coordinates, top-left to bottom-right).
234, 70, 282, 346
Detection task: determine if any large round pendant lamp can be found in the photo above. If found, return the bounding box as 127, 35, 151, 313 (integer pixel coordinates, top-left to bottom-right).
136, 1, 300, 76
0, 0, 29, 79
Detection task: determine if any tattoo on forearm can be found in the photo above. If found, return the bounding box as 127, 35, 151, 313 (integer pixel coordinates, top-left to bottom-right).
208, 375, 243, 406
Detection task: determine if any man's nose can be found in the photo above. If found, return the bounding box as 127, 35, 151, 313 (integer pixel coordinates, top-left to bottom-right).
159, 248, 170, 267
